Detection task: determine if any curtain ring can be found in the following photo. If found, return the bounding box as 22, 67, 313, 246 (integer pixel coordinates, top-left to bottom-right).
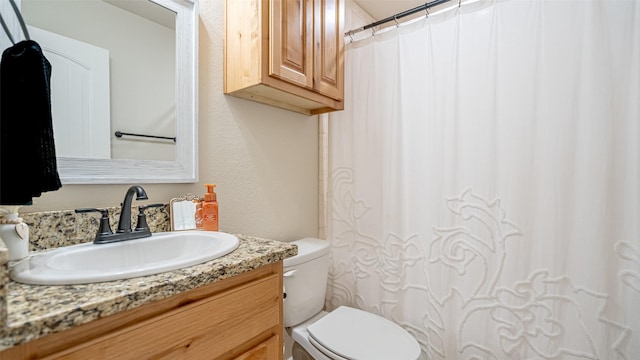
458, 0, 462, 8
393, 15, 399, 28
349, 32, 354, 43
425, 6, 430, 18
372, 27, 376, 36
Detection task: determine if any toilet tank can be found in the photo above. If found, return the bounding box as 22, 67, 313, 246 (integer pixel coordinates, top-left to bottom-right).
283, 238, 330, 327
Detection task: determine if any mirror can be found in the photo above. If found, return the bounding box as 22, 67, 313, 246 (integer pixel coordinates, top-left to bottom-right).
170, 194, 200, 231
21, 0, 198, 184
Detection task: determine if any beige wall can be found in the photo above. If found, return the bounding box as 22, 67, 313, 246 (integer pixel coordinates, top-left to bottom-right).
24, 0, 319, 242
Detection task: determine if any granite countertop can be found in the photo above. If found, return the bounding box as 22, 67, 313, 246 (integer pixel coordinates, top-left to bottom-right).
0, 233, 297, 351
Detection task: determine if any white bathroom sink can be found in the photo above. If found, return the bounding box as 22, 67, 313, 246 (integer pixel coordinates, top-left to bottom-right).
10, 231, 239, 285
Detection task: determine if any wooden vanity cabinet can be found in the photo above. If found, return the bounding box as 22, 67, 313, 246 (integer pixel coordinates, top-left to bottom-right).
0, 262, 284, 360
224, 0, 344, 115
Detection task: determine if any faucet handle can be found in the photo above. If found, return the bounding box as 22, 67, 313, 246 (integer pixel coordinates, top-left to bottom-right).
75, 208, 114, 240
135, 203, 164, 231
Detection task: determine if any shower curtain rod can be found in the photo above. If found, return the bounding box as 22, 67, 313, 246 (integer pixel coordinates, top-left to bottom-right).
345, 0, 452, 37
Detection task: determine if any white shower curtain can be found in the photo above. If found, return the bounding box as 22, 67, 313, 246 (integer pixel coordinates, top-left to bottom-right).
326, 0, 640, 358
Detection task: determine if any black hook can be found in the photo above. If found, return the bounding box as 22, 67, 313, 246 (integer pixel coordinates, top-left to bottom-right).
0, 0, 30, 43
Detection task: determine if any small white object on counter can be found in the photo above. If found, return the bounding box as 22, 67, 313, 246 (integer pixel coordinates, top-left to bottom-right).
0, 212, 29, 261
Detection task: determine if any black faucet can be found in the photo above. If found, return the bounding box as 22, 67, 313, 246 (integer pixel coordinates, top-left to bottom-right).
76, 185, 164, 244
117, 185, 148, 234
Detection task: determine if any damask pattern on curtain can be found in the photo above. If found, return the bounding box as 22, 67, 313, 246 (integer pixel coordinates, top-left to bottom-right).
326, 0, 639, 358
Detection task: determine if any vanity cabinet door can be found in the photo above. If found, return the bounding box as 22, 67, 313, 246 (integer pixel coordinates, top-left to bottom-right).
46, 273, 282, 360
233, 335, 281, 360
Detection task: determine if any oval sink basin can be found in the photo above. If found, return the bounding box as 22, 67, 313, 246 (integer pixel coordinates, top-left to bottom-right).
10, 231, 239, 285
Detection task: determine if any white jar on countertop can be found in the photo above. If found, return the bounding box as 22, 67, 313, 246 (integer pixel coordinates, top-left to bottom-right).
0, 212, 29, 261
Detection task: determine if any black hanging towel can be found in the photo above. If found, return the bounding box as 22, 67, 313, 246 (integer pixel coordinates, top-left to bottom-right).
0, 3, 62, 205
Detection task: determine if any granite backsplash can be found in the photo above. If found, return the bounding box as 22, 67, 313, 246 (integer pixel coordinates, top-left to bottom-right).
20, 205, 170, 251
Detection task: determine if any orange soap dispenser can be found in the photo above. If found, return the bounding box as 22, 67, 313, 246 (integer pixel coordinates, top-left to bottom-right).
200, 184, 219, 231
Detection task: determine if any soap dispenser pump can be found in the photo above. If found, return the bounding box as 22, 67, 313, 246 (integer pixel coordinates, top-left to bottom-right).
200, 184, 219, 231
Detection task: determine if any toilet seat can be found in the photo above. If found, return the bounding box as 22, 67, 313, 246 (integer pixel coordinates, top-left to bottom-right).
308, 336, 349, 360
306, 306, 421, 360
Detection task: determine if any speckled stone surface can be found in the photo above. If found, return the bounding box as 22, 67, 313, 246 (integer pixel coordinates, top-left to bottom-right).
0, 240, 7, 330
20, 205, 170, 250
0, 241, 7, 265
0, 233, 297, 351
0, 206, 171, 340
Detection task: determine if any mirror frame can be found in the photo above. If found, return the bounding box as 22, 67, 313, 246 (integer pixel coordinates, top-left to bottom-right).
57, 0, 198, 184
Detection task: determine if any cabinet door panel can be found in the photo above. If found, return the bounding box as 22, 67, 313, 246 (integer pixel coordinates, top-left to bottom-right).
313, 0, 343, 100
233, 335, 281, 360
270, 0, 313, 88
49, 274, 281, 360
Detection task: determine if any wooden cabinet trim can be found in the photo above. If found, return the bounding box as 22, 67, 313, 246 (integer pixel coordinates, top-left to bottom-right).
0, 263, 283, 360
233, 335, 281, 360
224, 0, 264, 93
47, 274, 281, 359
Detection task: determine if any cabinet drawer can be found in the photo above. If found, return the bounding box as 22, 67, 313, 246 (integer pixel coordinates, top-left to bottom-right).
233, 335, 281, 360
50, 274, 281, 360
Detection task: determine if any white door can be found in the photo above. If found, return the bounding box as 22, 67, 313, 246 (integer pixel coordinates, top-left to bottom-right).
28, 25, 111, 159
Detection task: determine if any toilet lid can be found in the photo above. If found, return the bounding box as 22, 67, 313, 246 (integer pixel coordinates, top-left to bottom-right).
307, 306, 421, 360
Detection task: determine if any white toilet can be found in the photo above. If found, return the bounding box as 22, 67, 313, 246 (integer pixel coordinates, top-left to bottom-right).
284, 238, 421, 360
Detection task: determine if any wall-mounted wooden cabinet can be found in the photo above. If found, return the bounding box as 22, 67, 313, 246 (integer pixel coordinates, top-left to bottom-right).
224, 0, 344, 115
